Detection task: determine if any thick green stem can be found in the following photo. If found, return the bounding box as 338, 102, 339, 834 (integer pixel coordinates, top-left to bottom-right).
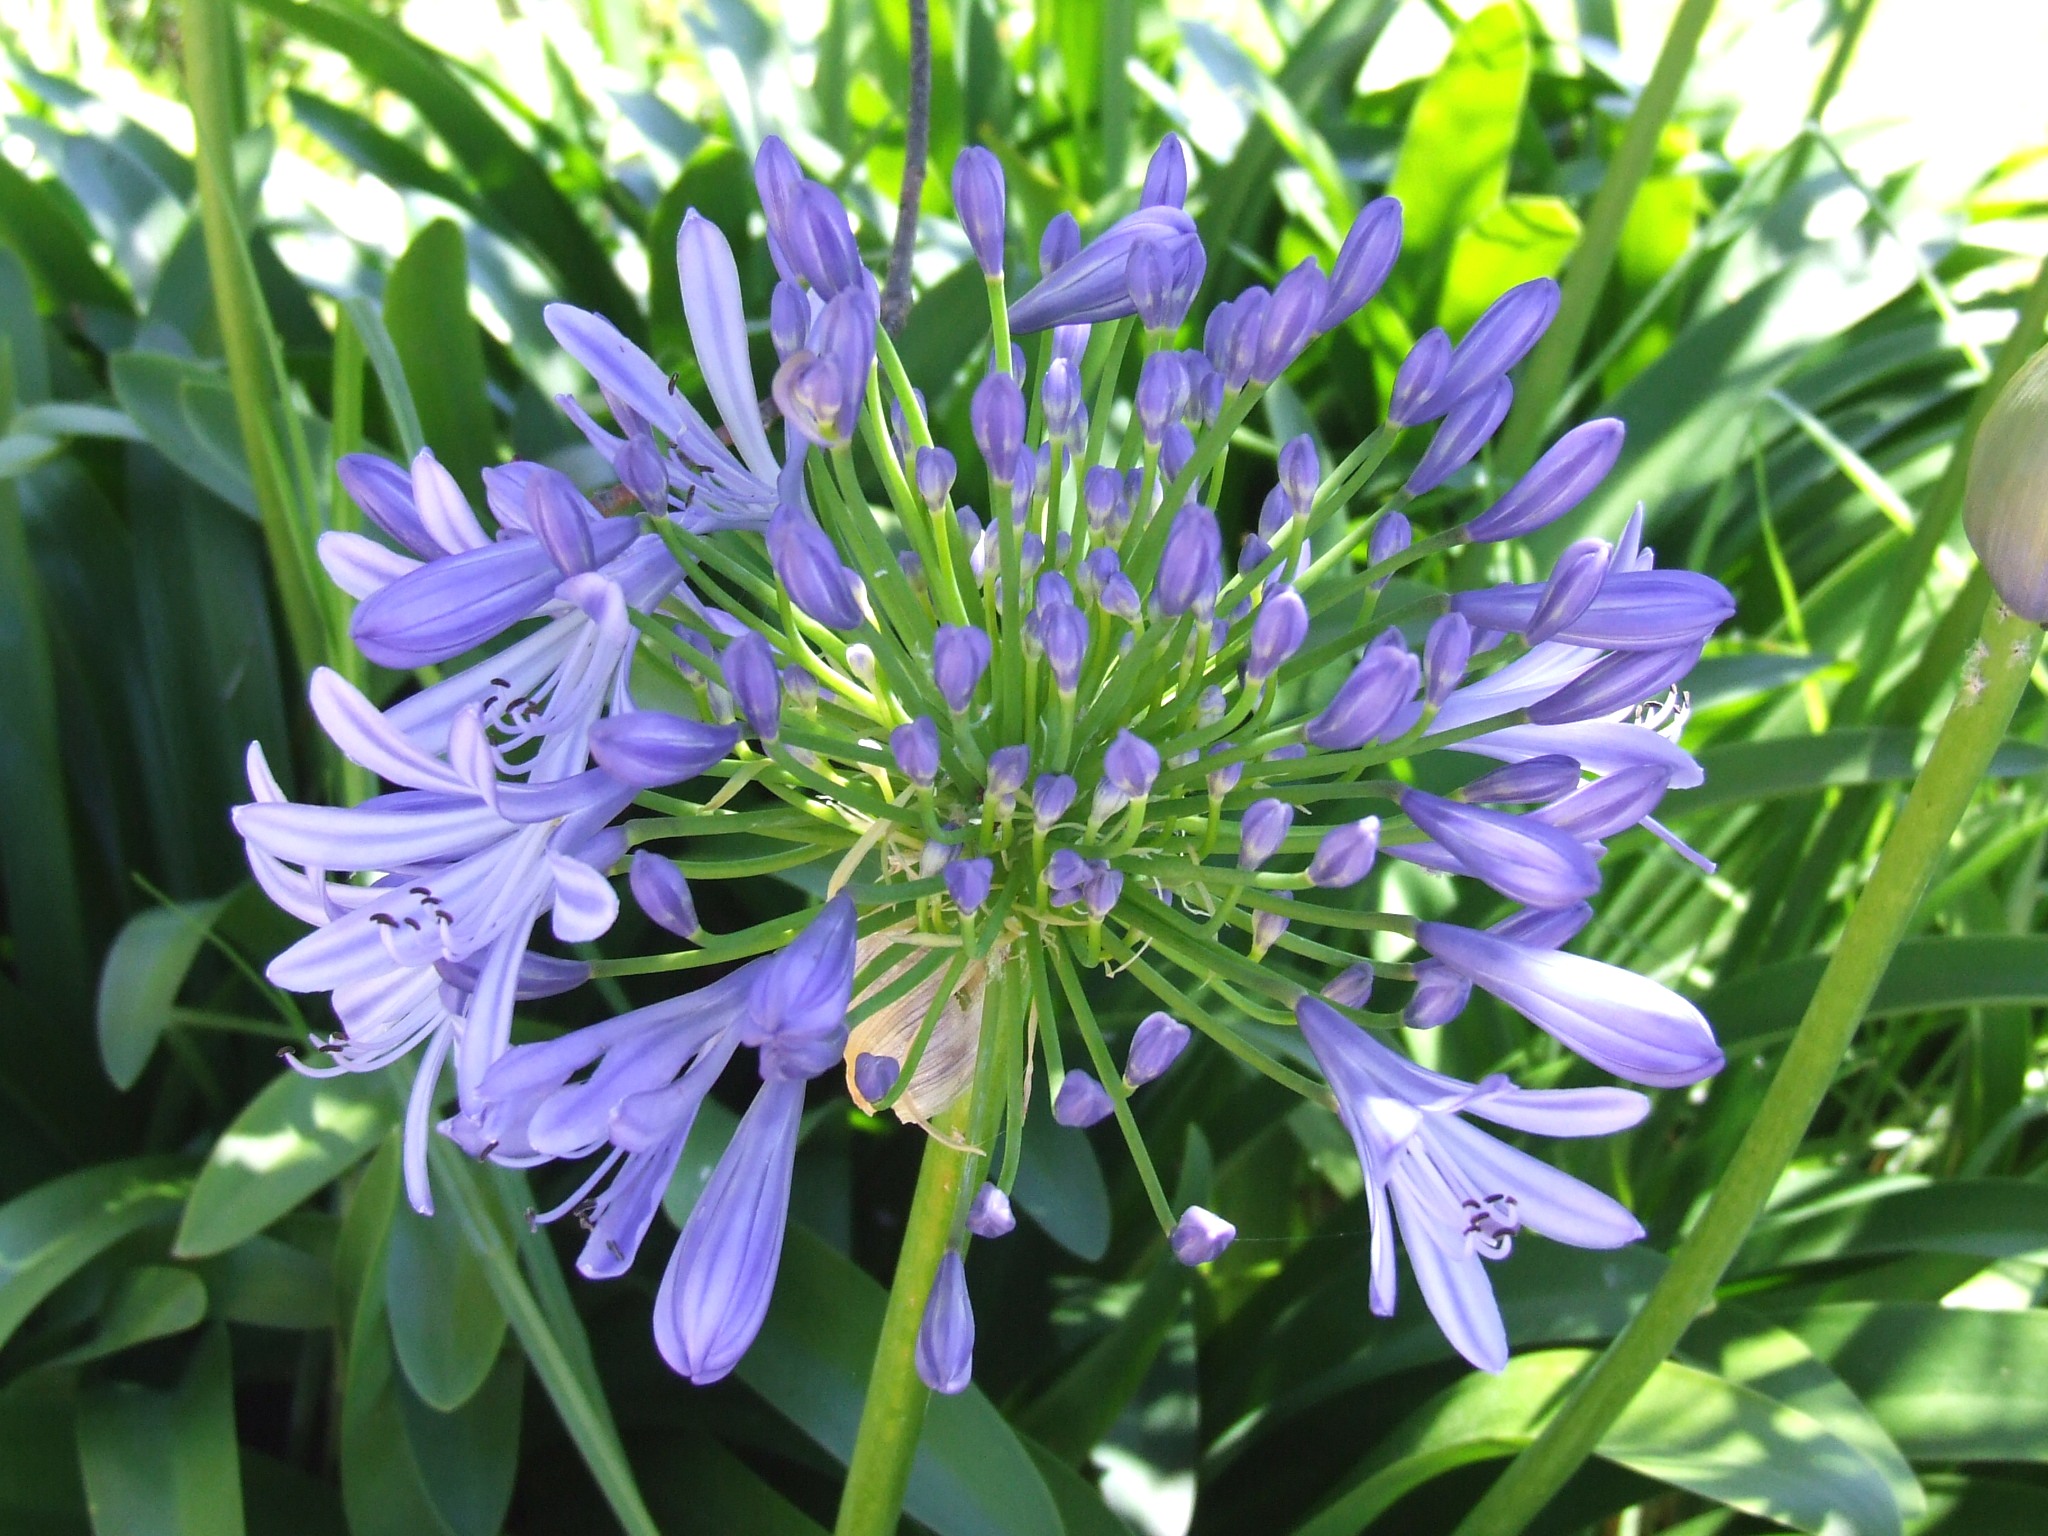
1450, 600, 2043, 1536
835, 955, 1013, 1536
1495, 0, 1719, 472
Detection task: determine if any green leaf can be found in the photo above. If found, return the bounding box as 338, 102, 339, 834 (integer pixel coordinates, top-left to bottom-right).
174, 1071, 393, 1259
339, 296, 425, 459
1013, 1088, 1111, 1262
386, 1193, 508, 1411
77, 1326, 246, 1536
284, 90, 487, 222
1683, 727, 2048, 810
643, 1433, 828, 1536
1707, 936, 2048, 1047
0, 1158, 190, 1355
193, 1235, 335, 1330
1438, 194, 1581, 335
0, 153, 132, 314
1015, 1252, 1184, 1462
394, 1350, 522, 1536
1026, 1439, 1137, 1536
741, 1227, 1064, 1536
11, 402, 146, 442
110, 352, 257, 518
384, 219, 494, 497
646, 138, 754, 365
1293, 1348, 1903, 1536
96, 897, 231, 1091
1386, 4, 1530, 317
1738, 1178, 2048, 1275
1774, 1303, 2048, 1464
44, 1265, 208, 1370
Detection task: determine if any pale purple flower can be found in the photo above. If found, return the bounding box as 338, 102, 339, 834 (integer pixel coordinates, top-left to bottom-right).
1388, 328, 1451, 428
967, 1182, 1016, 1238
1141, 133, 1189, 209
1103, 730, 1162, 799
1437, 277, 1560, 406
1305, 639, 1420, 750
1468, 420, 1625, 542
1054, 1071, 1115, 1128
952, 147, 1006, 275
1125, 1013, 1191, 1087
1246, 586, 1308, 685
1170, 1206, 1237, 1265
917, 1250, 976, 1394
1393, 790, 1600, 909
945, 856, 994, 913
723, 631, 783, 740
934, 625, 993, 712
1406, 378, 1513, 496
855, 1052, 902, 1104
767, 504, 864, 630
1238, 798, 1295, 870
1033, 774, 1078, 830
1322, 197, 1403, 329
1308, 818, 1381, 888
588, 710, 743, 788
1008, 206, 1203, 333
891, 717, 941, 787
630, 850, 702, 938
1156, 505, 1224, 617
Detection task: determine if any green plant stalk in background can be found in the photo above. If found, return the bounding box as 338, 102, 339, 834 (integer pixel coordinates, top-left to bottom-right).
1496, 0, 1719, 471
1451, 594, 2046, 1536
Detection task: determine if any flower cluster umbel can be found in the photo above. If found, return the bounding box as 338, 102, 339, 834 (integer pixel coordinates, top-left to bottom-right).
237, 131, 1732, 1386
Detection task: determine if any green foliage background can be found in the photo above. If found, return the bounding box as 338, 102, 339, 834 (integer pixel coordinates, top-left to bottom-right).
1, 0, 2046, 1532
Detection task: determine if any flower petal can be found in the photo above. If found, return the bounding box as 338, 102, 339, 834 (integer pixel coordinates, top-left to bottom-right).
678, 211, 781, 484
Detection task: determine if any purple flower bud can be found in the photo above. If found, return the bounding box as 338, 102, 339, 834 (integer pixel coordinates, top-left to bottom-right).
1011, 207, 1203, 333
1238, 798, 1295, 870
854, 1052, 901, 1104
1305, 641, 1420, 750
590, 711, 742, 788
788, 179, 867, 297
1493, 902, 1594, 950
1467, 419, 1626, 542
1253, 259, 1330, 382
629, 850, 702, 937
1033, 774, 1079, 832
934, 625, 993, 712
972, 372, 1027, 477
916, 446, 958, 509
1136, 352, 1189, 442
783, 666, 820, 714
1156, 504, 1224, 617
1423, 611, 1471, 706
1534, 765, 1670, 840
890, 717, 941, 786
1246, 585, 1309, 685
1239, 535, 1274, 579
1452, 570, 1731, 651
745, 894, 858, 1068
1083, 867, 1124, 918
1206, 744, 1243, 798
1404, 961, 1473, 1028
1398, 789, 1601, 908
767, 505, 864, 630
336, 452, 435, 555
1527, 642, 1705, 725
1308, 817, 1380, 887
1247, 894, 1291, 959
1036, 601, 1089, 693
1217, 286, 1269, 391
755, 135, 803, 235
1367, 512, 1413, 583
723, 631, 783, 740
1103, 730, 1161, 799
916, 1250, 975, 1395
1082, 465, 1125, 535
1257, 486, 1293, 542
1142, 133, 1189, 208
1417, 918, 1724, 1086
1198, 686, 1228, 724
526, 467, 598, 576
1406, 377, 1513, 496
1271, 743, 1307, 762
988, 744, 1032, 798
967, 1181, 1016, 1238
1054, 1070, 1115, 1127
1128, 239, 1178, 332
1170, 1205, 1236, 1266
1158, 422, 1197, 485
1322, 197, 1403, 329
1099, 573, 1142, 621
1042, 357, 1084, 441
945, 856, 994, 913
617, 436, 669, 513
1439, 277, 1560, 405
1278, 435, 1320, 513
1324, 962, 1375, 1008
1045, 849, 1090, 893
1019, 529, 1045, 575
1388, 328, 1451, 428
1124, 1012, 1190, 1087
1529, 539, 1615, 645
1040, 212, 1081, 277
845, 643, 878, 688
1465, 756, 1583, 804
770, 280, 810, 358
952, 147, 1007, 275
1193, 365, 1225, 424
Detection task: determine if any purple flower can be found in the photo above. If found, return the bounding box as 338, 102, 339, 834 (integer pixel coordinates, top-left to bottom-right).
1451, 569, 1734, 651
1367, 512, 1413, 580
1437, 277, 1560, 406
1008, 206, 1203, 333
1253, 259, 1330, 383
1533, 765, 1670, 840
1136, 353, 1189, 442
1307, 818, 1380, 888
1206, 746, 1243, 799
1278, 435, 1320, 514
1041, 357, 1085, 443
916, 1250, 976, 1395
1125, 1012, 1191, 1087
1170, 1206, 1236, 1266
1035, 601, 1089, 693
1325, 963, 1375, 1008
589, 710, 743, 789
1528, 539, 1615, 645
1388, 328, 1451, 428
945, 856, 994, 914
1250, 891, 1292, 959
1394, 789, 1600, 909
1103, 730, 1162, 799
1297, 993, 1649, 1372
1305, 640, 1420, 750
972, 372, 1028, 477
916, 446, 958, 509
1416, 921, 1724, 1086
1033, 774, 1078, 830
1039, 212, 1081, 276
773, 286, 877, 446
1322, 197, 1403, 329
1406, 378, 1513, 495
723, 631, 783, 740
934, 625, 993, 712
1141, 133, 1189, 209
767, 504, 865, 630
1528, 642, 1706, 726
1423, 612, 1472, 707
1246, 586, 1309, 685
630, 850, 702, 938
966, 1182, 1016, 1238
1054, 1071, 1115, 1127
854, 1051, 902, 1107
1083, 867, 1125, 918
1156, 505, 1224, 618
952, 147, 1007, 275
988, 745, 1032, 799
890, 717, 941, 787
1468, 420, 1625, 542
1238, 798, 1295, 870
1404, 962, 1473, 1027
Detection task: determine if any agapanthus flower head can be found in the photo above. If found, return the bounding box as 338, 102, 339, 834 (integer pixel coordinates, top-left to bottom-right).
238, 135, 1733, 1390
